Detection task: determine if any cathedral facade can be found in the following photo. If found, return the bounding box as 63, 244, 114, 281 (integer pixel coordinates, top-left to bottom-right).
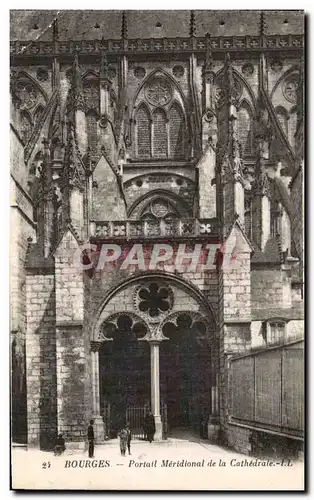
10, 10, 304, 454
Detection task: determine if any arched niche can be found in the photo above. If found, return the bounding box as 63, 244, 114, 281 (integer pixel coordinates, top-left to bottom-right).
127, 189, 193, 220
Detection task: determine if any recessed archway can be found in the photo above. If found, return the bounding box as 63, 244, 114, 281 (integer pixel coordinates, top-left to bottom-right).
92, 273, 218, 441
159, 312, 214, 434
99, 313, 150, 438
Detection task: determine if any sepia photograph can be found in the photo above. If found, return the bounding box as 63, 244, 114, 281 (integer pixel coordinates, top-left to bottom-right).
9, 8, 304, 490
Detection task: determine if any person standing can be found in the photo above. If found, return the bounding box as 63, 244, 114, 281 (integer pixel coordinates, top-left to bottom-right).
118, 425, 128, 456
54, 434, 66, 456
145, 411, 156, 443
126, 423, 132, 455
87, 419, 95, 458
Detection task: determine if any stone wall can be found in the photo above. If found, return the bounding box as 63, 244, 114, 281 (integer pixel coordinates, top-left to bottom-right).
25, 272, 57, 449
225, 423, 252, 455
198, 146, 216, 219
218, 225, 252, 437
251, 267, 292, 310
55, 229, 91, 444
10, 177, 36, 443
123, 173, 195, 217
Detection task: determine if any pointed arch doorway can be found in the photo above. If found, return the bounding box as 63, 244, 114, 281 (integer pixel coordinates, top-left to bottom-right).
160, 313, 215, 437
93, 275, 218, 442
99, 314, 150, 438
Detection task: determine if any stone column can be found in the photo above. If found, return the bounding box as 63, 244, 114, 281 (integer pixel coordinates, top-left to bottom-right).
149, 341, 163, 441
91, 342, 105, 443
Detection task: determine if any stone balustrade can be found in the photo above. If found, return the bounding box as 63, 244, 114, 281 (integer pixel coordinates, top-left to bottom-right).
10, 34, 303, 58
90, 218, 218, 239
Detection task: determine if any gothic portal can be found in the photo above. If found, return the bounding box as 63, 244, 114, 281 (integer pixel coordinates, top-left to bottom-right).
10, 10, 304, 452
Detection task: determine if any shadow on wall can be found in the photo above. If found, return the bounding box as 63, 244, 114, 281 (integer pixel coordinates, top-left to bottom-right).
250, 430, 303, 460
38, 290, 57, 451
11, 336, 27, 444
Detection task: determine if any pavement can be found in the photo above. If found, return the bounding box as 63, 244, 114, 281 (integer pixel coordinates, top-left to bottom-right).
11, 432, 304, 491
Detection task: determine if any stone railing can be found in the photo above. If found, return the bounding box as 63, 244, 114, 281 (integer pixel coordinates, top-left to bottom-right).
10, 34, 303, 58
90, 218, 217, 239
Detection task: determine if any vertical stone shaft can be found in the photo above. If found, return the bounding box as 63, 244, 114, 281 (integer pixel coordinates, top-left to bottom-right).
150, 341, 162, 440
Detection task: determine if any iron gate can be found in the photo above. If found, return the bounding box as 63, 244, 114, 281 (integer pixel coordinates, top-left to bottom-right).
103, 402, 167, 439
126, 403, 168, 439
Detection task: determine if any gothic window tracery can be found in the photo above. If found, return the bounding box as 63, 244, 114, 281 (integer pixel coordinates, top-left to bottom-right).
237, 102, 253, 155
86, 109, 99, 155
169, 103, 184, 158
134, 282, 174, 320
20, 110, 33, 144
140, 197, 180, 236
282, 74, 299, 104
134, 76, 185, 160
101, 314, 148, 342
83, 74, 100, 113
146, 78, 172, 107
162, 313, 208, 350
214, 72, 243, 108
136, 103, 151, 158
16, 80, 38, 110
152, 108, 167, 158
141, 198, 179, 220
141, 212, 160, 236
13, 72, 47, 145
138, 283, 171, 317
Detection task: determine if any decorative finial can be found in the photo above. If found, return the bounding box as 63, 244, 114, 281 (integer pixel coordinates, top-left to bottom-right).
121, 11, 128, 40
53, 18, 59, 41
259, 11, 266, 37
189, 10, 196, 37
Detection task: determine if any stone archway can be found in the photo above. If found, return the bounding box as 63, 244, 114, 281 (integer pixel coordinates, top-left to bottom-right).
91, 274, 217, 442
99, 313, 150, 438
159, 312, 216, 436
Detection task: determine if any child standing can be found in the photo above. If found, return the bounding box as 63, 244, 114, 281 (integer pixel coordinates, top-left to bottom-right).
118, 426, 128, 456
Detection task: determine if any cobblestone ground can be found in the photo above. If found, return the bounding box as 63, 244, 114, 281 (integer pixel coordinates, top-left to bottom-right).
11, 435, 304, 491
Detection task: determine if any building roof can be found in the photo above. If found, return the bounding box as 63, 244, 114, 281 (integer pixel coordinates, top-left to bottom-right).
10, 10, 304, 42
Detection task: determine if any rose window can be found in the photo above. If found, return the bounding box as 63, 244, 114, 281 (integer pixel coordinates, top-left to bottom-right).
141, 198, 179, 221
151, 199, 169, 218
145, 78, 172, 106
283, 76, 299, 104
137, 283, 173, 318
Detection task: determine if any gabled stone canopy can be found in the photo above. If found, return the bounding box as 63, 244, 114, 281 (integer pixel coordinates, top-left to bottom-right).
92, 155, 127, 221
